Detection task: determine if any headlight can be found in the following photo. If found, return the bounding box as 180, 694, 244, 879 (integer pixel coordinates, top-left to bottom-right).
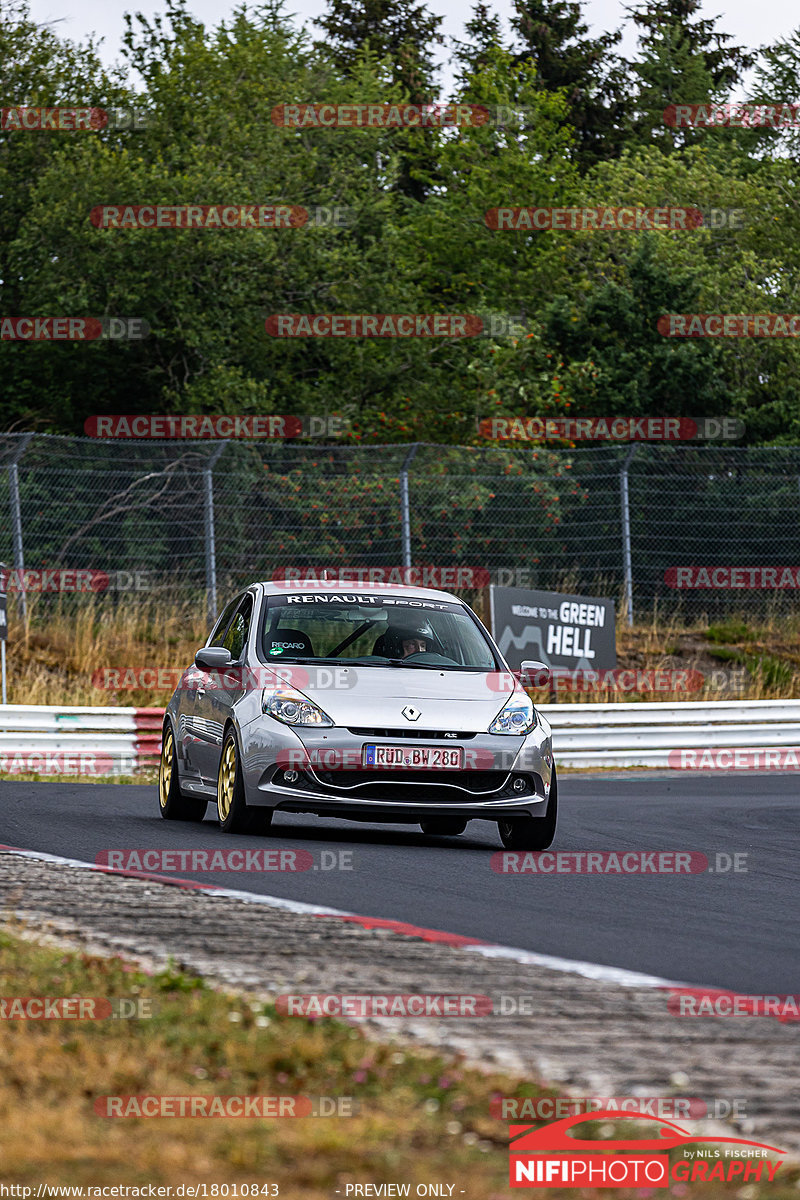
262, 687, 334, 727
488, 692, 537, 735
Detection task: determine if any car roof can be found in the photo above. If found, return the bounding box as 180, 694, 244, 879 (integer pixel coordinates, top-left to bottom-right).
256, 579, 464, 603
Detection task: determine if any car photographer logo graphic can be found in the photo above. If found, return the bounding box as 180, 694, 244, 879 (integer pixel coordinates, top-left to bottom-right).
478, 417, 743, 441
508, 1112, 785, 1187
84, 414, 348, 438
659, 314, 800, 337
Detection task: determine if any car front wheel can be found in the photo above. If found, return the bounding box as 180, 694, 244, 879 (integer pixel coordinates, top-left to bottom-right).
217, 728, 273, 834
497, 767, 557, 851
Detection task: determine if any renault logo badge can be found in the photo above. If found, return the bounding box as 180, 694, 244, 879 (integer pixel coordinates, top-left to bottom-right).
402, 705, 421, 722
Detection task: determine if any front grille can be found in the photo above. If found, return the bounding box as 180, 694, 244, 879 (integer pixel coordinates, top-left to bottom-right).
272, 766, 545, 806
312, 768, 509, 794
347, 727, 477, 740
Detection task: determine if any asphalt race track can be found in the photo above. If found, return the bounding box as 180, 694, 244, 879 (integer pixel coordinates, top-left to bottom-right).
2, 771, 797, 995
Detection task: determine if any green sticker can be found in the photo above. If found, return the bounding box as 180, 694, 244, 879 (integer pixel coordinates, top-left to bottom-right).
269, 646, 284, 655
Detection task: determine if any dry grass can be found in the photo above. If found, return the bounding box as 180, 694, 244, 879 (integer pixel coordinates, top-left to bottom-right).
2, 594, 800, 710
1, 925, 796, 1197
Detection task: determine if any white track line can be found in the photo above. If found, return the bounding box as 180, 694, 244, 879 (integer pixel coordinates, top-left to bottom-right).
0, 842, 690, 989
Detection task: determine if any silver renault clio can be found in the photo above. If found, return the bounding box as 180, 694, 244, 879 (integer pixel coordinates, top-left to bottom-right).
158, 581, 557, 848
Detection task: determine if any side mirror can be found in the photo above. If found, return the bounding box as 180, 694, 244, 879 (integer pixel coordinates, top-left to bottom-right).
195, 646, 233, 670
520, 659, 550, 687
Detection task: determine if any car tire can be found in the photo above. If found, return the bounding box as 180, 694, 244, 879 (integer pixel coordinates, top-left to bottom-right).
419, 819, 468, 836
497, 767, 558, 851
217, 727, 274, 834
158, 723, 208, 822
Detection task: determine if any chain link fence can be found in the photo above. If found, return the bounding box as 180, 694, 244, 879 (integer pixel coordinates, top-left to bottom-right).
1, 433, 799, 625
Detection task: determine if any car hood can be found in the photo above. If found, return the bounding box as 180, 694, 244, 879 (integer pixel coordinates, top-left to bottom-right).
295, 666, 516, 732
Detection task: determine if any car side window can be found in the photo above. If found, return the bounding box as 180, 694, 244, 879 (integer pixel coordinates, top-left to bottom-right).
222, 595, 253, 661
208, 596, 242, 648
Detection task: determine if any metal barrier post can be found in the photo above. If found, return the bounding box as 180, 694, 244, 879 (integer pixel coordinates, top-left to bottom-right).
400, 444, 420, 569
8, 433, 32, 621
620, 445, 638, 628
204, 442, 227, 626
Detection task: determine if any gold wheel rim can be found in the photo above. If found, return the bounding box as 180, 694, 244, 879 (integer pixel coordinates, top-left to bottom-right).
218, 738, 236, 821
159, 728, 174, 809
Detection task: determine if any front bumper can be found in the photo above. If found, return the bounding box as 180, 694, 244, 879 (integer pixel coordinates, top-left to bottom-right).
239, 716, 554, 822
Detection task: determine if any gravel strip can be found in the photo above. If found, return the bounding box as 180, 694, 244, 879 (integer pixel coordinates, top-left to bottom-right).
1, 850, 797, 1153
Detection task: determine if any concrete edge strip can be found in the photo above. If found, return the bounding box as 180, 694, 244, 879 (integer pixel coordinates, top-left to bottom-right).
0, 841, 690, 990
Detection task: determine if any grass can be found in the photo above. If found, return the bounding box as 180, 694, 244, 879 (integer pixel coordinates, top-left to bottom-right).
0, 925, 797, 1196
2, 593, 800, 718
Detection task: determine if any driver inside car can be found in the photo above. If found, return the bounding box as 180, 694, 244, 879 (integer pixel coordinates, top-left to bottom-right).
373, 621, 435, 659
400, 634, 429, 657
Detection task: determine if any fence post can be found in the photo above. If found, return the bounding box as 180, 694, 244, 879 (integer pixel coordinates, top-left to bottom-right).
204, 442, 227, 627
400, 444, 420, 569
620, 445, 638, 628
8, 433, 33, 621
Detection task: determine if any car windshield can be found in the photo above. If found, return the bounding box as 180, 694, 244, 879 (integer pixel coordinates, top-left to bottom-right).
260, 593, 498, 670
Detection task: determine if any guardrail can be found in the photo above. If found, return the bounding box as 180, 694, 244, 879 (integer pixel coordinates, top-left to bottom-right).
0, 706, 162, 775
1, 700, 799, 775
541, 699, 800, 768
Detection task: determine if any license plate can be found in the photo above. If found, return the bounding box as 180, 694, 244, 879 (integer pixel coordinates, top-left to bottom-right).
362, 744, 464, 770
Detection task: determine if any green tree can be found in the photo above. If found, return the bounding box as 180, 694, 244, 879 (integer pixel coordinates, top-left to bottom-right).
508, 0, 632, 169
625, 0, 755, 148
